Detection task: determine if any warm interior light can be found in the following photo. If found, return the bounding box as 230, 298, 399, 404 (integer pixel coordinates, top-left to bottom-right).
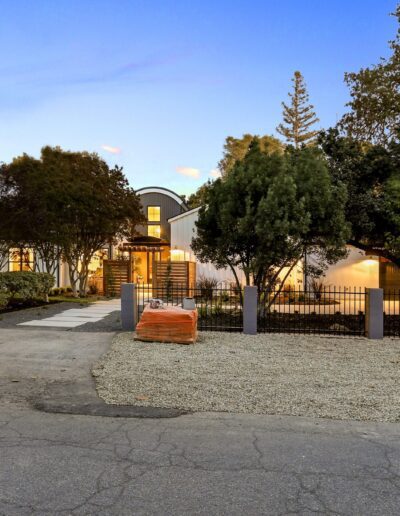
171, 247, 185, 261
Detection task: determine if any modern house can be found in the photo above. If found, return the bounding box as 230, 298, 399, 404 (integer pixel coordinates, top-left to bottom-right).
2, 185, 399, 292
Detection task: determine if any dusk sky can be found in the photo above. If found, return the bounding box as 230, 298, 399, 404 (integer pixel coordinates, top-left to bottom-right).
0, 0, 397, 196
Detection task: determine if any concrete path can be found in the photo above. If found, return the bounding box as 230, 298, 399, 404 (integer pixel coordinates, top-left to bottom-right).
18, 299, 120, 328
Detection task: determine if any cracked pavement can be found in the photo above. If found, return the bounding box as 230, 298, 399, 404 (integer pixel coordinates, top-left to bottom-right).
0, 329, 400, 514
1, 407, 400, 515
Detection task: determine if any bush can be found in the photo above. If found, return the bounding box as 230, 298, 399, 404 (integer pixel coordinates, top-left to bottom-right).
49, 287, 60, 296
196, 275, 218, 300
88, 284, 98, 295
0, 271, 55, 303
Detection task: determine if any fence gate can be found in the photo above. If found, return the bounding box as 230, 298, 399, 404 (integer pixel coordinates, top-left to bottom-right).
103, 260, 130, 297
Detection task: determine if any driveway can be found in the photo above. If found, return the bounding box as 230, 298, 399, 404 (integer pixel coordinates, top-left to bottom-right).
0, 328, 112, 406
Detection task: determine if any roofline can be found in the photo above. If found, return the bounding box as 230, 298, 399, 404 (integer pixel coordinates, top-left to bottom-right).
168, 206, 200, 223
136, 186, 188, 208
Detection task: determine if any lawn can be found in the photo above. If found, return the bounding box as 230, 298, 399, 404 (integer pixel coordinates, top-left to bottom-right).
93, 332, 400, 422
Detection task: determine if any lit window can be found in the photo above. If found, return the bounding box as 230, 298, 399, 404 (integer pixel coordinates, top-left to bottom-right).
148, 225, 161, 238
147, 206, 160, 222
9, 248, 34, 271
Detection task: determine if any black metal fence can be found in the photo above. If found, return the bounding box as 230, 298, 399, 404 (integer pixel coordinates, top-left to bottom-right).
258, 286, 366, 336
136, 284, 243, 332
383, 290, 400, 337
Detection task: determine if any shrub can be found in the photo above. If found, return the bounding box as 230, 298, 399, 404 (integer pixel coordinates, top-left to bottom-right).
310, 278, 327, 301
196, 275, 218, 300
0, 292, 11, 309
0, 271, 55, 303
50, 287, 60, 296
88, 284, 98, 295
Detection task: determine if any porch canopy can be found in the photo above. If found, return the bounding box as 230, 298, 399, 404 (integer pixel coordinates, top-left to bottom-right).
120, 235, 168, 253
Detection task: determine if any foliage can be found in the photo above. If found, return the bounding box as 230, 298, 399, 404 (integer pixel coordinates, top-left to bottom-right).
319, 128, 400, 264
0, 272, 55, 303
340, 6, 400, 145
309, 278, 327, 301
1, 146, 145, 297
196, 274, 218, 300
277, 71, 319, 148
191, 139, 349, 299
186, 182, 212, 209
0, 154, 64, 274
218, 134, 284, 177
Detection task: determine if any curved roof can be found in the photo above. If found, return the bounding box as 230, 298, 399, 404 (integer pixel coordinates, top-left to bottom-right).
136, 186, 187, 208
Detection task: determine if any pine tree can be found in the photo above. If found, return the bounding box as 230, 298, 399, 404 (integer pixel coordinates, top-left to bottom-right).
277, 71, 319, 148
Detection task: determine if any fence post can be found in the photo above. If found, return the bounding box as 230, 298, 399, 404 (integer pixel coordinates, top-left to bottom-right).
243, 286, 258, 335
121, 283, 137, 331
365, 288, 384, 339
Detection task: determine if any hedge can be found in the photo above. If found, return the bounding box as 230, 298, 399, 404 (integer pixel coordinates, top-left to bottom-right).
0, 271, 55, 306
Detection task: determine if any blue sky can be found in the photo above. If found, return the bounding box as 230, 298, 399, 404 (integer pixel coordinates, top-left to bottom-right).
0, 0, 397, 195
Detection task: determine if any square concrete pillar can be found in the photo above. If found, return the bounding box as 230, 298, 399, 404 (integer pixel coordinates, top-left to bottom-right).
365, 288, 384, 339
121, 283, 137, 331
243, 286, 258, 335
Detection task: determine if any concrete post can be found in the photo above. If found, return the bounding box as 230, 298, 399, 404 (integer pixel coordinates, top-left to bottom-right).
365, 288, 384, 339
243, 286, 258, 335
121, 283, 137, 331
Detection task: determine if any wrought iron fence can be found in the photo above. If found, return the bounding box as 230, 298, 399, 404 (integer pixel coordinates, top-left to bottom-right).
383, 290, 400, 337
136, 284, 243, 332
258, 286, 366, 336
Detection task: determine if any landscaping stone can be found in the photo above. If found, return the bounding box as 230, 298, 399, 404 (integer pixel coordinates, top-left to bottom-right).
93, 332, 400, 422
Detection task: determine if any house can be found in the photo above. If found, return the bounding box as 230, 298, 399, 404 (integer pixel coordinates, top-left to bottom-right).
3, 185, 399, 292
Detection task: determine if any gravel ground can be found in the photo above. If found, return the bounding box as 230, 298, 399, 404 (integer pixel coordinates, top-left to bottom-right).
92, 332, 400, 422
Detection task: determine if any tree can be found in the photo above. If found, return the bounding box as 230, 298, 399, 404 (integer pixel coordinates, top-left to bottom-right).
340, 6, 400, 145
218, 134, 284, 176
191, 139, 349, 301
320, 128, 400, 265
277, 71, 320, 148
0, 154, 65, 275
185, 182, 212, 209
42, 147, 144, 296
0, 147, 144, 296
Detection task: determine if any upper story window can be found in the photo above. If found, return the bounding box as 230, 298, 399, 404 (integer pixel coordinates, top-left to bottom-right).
147, 206, 160, 222
147, 225, 161, 238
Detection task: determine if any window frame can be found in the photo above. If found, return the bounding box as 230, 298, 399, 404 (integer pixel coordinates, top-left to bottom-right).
147, 205, 161, 222
147, 225, 161, 238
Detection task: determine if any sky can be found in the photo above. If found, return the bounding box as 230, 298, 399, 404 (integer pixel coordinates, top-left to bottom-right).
0, 0, 398, 196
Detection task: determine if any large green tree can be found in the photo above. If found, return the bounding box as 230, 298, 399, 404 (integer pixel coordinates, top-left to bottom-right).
340, 6, 400, 145
191, 139, 349, 300
0, 153, 65, 275
277, 71, 320, 148
320, 128, 400, 265
218, 133, 284, 177
0, 147, 144, 296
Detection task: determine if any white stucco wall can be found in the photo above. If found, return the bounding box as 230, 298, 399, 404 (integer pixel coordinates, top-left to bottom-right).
169, 208, 246, 286
319, 246, 379, 289
170, 210, 380, 289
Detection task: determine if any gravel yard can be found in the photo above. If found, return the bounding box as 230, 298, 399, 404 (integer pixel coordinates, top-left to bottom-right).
92, 332, 400, 422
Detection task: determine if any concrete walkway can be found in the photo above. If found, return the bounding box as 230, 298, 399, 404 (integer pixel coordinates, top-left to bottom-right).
17, 299, 120, 328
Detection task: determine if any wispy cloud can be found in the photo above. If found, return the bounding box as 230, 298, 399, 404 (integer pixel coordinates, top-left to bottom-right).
101, 144, 121, 154
210, 168, 221, 179
176, 166, 200, 179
